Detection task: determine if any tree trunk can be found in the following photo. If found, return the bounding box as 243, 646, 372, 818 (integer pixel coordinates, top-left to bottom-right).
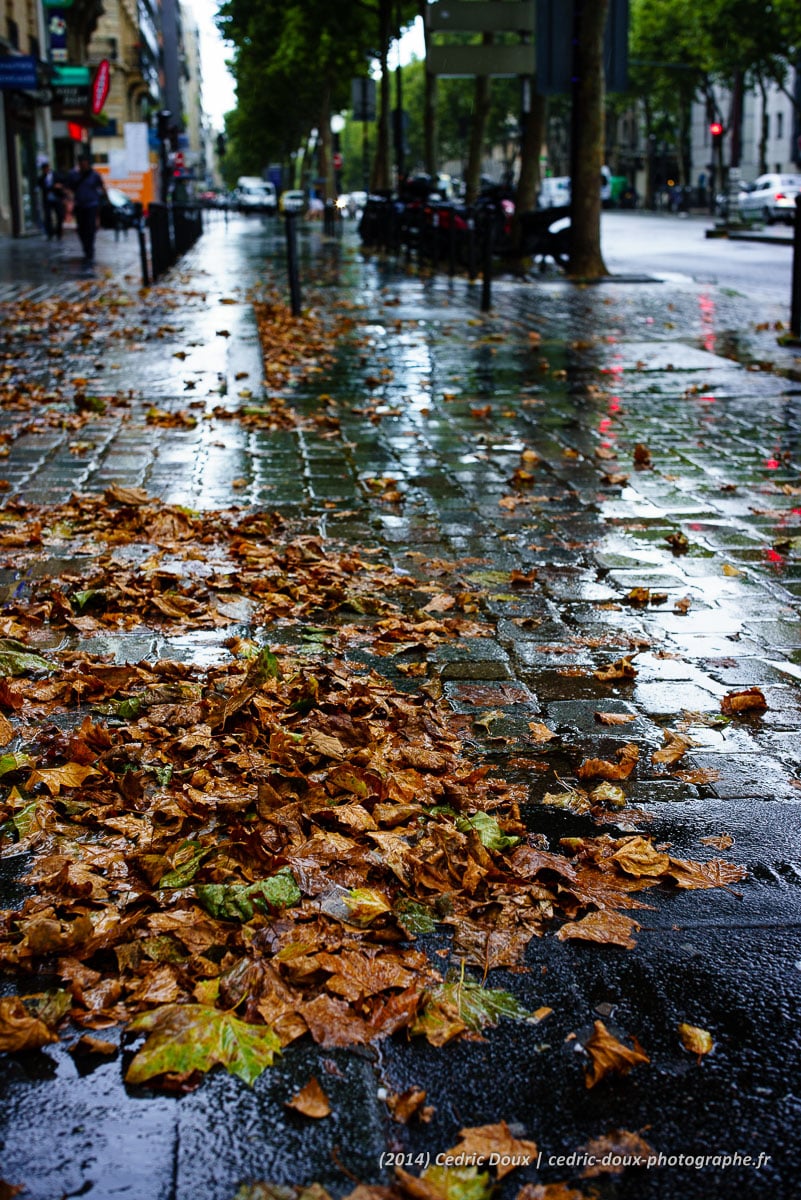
643, 102, 654, 211
372, 0, 392, 191
512, 83, 547, 255
319, 86, 334, 202
758, 75, 769, 175
422, 0, 438, 178
569, 0, 608, 278
465, 32, 493, 204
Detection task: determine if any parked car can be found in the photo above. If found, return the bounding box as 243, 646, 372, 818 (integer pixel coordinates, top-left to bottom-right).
99, 186, 139, 230
236, 177, 277, 214
737, 173, 801, 224
279, 189, 306, 213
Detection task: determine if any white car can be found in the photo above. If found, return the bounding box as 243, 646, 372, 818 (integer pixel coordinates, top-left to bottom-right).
279, 189, 306, 213
737, 173, 801, 225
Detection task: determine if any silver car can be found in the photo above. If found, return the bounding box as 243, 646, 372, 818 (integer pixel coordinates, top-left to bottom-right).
737, 173, 801, 225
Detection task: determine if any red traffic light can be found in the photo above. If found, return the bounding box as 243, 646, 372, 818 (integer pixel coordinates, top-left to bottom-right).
709, 122, 723, 136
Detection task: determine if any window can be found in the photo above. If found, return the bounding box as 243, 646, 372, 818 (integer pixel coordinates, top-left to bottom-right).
7, 18, 18, 48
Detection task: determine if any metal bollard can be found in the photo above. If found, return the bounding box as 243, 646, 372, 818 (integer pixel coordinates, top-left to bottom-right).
792, 195, 801, 338
137, 217, 150, 288
481, 211, 494, 312
285, 211, 302, 317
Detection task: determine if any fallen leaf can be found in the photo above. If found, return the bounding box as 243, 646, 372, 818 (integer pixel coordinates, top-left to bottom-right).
528, 721, 557, 743
721, 563, 743, 577
652, 729, 696, 765
557, 911, 639, 949
699, 834, 734, 851
445, 1122, 538, 1179
594, 711, 636, 726
387, 1087, 434, 1124
26, 762, 99, 796
721, 688, 767, 715
125, 1004, 281, 1086
577, 743, 639, 782
0, 995, 60, 1052
633, 444, 652, 468
285, 1077, 331, 1118
583, 1020, 649, 1088
610, 836, 670, 877
678, 1022, 714, 1059
395, 1165, 492, 1200
578, 1129, 654, 1176
593, 657, 637, 682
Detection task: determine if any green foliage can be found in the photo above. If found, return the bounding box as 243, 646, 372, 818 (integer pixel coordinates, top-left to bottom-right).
195, 870, 301, 921
0, 638, 56, 676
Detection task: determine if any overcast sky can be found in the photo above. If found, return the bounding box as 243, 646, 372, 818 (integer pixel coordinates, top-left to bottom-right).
190, 6, 425, 130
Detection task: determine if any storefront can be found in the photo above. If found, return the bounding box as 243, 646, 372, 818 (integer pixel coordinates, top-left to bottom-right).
0, 55, 49, 237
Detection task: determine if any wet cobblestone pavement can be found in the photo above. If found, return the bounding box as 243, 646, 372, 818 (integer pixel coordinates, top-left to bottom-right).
1, 215, 800, 1200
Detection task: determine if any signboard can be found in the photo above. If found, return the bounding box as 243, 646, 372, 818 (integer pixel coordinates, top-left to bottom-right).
0, 55, 39, 91
427, 45, 533, 77
427, 2, 535, 32
48, 10, 68, 63
351, 77, 376, 122
125, 123, 150, 172
536, 0, 629, 94
91, 59, 110, 114
96, 163, 157, 209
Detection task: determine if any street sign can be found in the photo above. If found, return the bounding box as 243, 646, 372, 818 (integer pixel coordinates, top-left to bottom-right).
91, 59, 110, 114
427, 45, 533, 77
536, 0, 629, 94
333, 152, 343, 170
0, 55, 39, 91
351, 77, 376, 122
427, 2, 535, 32
174, 152, 185, 168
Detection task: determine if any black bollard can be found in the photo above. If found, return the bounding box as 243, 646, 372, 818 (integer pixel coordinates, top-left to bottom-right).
137, 217, 150, 288
481, 209, 494, 312
467, 211, 477, 280
285, 211, 302, 317
792, 195, 801, 339
448, 205, 457, 277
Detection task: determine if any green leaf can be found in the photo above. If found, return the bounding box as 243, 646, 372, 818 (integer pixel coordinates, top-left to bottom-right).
195, 869, 301, 921
125, 1003, 281, 1086
71, 589, 103, 612
413, 971, 532, 1045
456, 811, 521, 852
149, 764, 173, 787
394, 899, 437, 935
0, 752, 32, 779
21, 989, 72, 1028
157, 841, 210, 889
245, 647, 281, 686
418, 1166, 493, 1200
0, 638, 56, 677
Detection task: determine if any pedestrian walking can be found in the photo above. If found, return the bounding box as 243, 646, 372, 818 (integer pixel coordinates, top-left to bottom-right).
37, 160, 65, 240
67, 154, 106, 267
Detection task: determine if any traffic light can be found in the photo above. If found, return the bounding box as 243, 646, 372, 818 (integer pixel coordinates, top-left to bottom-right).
709, 121, 723, 148
157, 110, 172, 142
216, 133, 226, 158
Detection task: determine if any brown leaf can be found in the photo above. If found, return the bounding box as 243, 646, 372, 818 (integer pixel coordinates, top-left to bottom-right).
594, 711, 636, 726
527, 721, 557, 743
0, 712, 14, 746
584, 1019, 649, 1088
301, 995, 369, 1047
721, 688, 767, 715
578, 1129, 654, 1176
672, 767, 721, 785
651, 729, 696, 765
699, 834, 734, 851
577, 743, 639, 782
387, 1087, 434, 1124
556, 910, 640, 949
594, 657, 637, 682
667, 857, 746, 889
105, 484, 151, 506
610, 836, 670, 878
633, 443, 652, 468
678, 1022, 714, 1059
285, 1076, 331, 1118
446, 1121, 538, 1179
25, 762, 99, 796
0, 995, 59, 1052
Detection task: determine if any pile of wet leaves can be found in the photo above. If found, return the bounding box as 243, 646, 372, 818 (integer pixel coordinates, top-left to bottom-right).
0, 489, 747, 1110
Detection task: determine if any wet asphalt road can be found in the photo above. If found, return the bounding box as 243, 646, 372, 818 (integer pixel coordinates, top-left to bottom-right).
0, 213, 800, 1200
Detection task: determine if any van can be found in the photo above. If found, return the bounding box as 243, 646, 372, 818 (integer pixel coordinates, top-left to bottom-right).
538, 176, 571, 209
236, 177, 277, 214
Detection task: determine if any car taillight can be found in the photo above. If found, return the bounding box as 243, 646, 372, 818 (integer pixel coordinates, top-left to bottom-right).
775, 192, 786, 200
